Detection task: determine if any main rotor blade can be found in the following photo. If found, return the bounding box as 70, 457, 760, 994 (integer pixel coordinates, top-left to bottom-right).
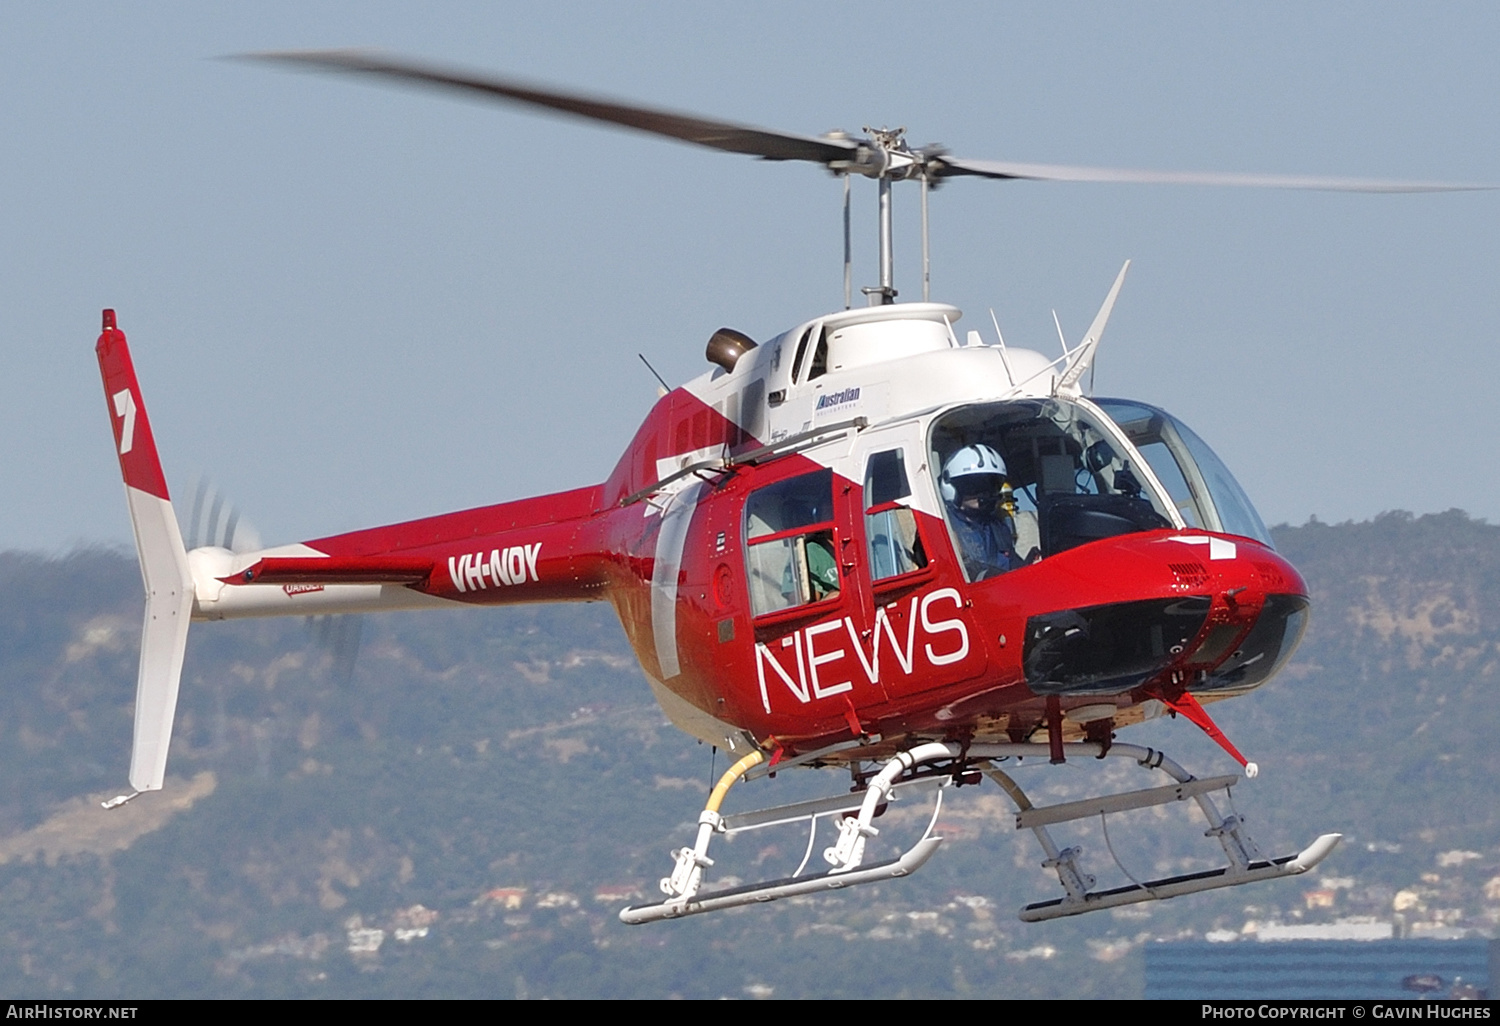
246, 50, 859, 166
936, 156, 1493, 193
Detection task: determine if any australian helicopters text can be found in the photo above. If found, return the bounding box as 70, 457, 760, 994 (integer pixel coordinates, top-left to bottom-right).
447, 543, 541, 593
814, 386, 861, 411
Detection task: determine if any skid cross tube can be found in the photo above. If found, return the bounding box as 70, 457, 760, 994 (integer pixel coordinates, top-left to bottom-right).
721, 776, 944, 834
1014, 774, 1242, 830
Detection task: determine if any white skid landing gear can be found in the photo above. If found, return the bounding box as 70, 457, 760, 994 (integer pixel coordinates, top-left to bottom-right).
965, 742, 1341, 922
620, 742, 956, 925
618, 740, 1340, 925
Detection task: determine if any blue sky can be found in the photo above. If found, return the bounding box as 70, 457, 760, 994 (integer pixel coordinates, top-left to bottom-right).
4, 3, 1498, 551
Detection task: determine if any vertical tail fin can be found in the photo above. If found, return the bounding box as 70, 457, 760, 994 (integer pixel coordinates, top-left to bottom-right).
96, 310, 193, 796
1055, 260, 1129, 397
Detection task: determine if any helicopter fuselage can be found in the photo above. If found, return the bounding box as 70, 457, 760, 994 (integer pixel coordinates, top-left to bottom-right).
198, 302, 1308, 764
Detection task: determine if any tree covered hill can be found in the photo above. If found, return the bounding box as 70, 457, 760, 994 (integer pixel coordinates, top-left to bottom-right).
0, 512, 1496, 998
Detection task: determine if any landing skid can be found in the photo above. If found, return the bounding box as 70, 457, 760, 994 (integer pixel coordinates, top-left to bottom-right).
619, 837, 944, 924
621, 743, 954, 925
1019, 839, 1341, 921
975, 742, 1341, 922
619, 740, 1340, 925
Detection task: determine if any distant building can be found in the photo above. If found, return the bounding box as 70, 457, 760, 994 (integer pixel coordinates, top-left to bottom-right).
1302, 889, 1336, 910
346, 926, 385, 956
1145, 939, 1497, 999
480, 887, 527, 909
393, 904, 438, 930
536, 891, 579, 909
392, 903, 438, 942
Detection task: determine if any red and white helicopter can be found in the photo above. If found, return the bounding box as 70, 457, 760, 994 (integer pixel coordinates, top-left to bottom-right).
95, 52, 1486, 924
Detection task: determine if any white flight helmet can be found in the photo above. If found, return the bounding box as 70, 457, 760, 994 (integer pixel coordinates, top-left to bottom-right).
940, 444, 1008, 502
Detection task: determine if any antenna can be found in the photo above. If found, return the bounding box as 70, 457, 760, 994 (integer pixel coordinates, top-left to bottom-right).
1052, 310, 1069, 354
988, 308, 1016, 386
638, 353, 670, 392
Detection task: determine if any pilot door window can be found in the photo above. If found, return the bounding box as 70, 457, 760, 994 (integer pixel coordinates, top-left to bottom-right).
930, 399, 1174, 574
1093, 398, 1273, 547
864, 449, 928, 582
744, 468, 840, 616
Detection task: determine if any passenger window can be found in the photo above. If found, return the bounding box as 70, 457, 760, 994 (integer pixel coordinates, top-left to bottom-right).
864, 449, 928, 582
808, 328, 829, 380
790, 327, 814, 384
790, 325, 829, 384
745, 469, 840, 615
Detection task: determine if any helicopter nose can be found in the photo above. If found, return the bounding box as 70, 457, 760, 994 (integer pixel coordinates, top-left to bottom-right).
1019, 535, 1308, 696
1023, 595, 1212, 695
1187, 591, 1309, 693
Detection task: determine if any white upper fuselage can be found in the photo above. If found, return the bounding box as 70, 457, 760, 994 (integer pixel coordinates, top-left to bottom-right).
685, 303, 1066, 446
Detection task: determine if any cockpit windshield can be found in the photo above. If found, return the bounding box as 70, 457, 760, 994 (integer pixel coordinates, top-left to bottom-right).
929, 399, 1174, 578
1092, 399, 1272, 547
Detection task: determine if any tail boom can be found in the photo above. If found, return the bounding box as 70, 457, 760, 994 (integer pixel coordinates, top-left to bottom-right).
96, 310, 619, 796
195, 485, 614, 618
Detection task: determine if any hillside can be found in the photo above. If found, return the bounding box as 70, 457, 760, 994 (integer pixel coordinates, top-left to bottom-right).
0, 512, 1496, 998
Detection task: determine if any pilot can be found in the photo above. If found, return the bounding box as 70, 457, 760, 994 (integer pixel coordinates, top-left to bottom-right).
941, 444, 1019, 581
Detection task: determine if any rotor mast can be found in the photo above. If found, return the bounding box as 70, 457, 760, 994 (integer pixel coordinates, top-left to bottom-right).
866, 175, 896, 305
834, 126, 939, 307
